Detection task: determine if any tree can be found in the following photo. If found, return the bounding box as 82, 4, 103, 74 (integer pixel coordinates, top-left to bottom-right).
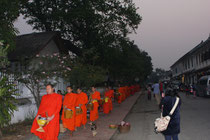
21, 0, 153, 85
68, 62, 106, 88
0, 0, 24, 49
146, 68, 166, 83
21, 0, 142, 62
0, 41, 17, 137
13, 53, 73, 108
100, 39, 153, 84
0, 41, 9, 68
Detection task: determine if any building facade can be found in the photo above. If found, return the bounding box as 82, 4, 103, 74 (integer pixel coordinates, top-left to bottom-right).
171, 35, 210, 85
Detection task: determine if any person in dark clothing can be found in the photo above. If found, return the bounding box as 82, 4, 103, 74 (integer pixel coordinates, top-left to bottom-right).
159, 88, 181, 140
147, 84, 152, 100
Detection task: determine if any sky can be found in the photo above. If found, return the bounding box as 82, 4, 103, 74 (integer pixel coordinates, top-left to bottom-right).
14, 0, 210, 70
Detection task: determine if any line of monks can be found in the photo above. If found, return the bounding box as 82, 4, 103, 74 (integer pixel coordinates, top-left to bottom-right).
31, 84, 140, 140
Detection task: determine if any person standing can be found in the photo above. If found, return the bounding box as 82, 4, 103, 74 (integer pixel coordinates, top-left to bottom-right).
192, 83, 197, 98
152, 82, 161, 105
103, 87, 114, 114
75, 87, 88, 129
61, 86, 77, 136
159, 89, 181, 140
159, 81, 163, 97
31, 84, 62, 140
147, 84, 152, 100
108, 86, 114, 111
90, 86, 101, 122
78, 88, 88, 128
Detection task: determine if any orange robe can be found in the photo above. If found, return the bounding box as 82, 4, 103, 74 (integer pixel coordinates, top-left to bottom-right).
125, 86, 129, 98
90, 91, 101, 121
103, 90, 113, 114
118, 87, 126, 103
122, 87, 126, 101
117, 87, 123, 104
131, 85, 135, 95
109, 90, 114, 110
31, 93, 62, 140
75, 92, 88, 127
61, 93, 77, 131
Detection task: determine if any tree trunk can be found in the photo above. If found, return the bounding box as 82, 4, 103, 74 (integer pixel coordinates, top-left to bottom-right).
0, 128, 3, 138
34, 93, 41, 109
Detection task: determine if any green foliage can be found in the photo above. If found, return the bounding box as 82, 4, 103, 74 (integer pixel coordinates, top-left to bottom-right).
0, 40, 17, 134
21, 0, 141, 44
0, 41, 10, 68
68, 62, 106, 88
20, 0, 152, 85
0, 77, 18, 128
0, 0, 23, 49
147, 68, 167, 83
20, 0, 143, 69
99, 39, 153, 84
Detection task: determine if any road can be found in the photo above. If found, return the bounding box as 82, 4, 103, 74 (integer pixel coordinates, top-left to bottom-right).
111, 91, 210, 140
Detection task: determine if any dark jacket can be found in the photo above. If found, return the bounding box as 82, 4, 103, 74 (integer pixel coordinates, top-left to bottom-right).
160, 96, 181, 135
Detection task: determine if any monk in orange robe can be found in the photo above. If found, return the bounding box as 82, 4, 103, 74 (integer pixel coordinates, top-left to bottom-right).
120, 86, 126, 101
75, 87, 88, 128
131, 85, 135, 95
108, 86, 114, 111
125, 86, 130, 98
117, 85, 123, 104
90, 86, 101, 122
103, 87, 112, 114
31, 84, 62, 140
128, 86, 132, 96
61, 86, 77, 136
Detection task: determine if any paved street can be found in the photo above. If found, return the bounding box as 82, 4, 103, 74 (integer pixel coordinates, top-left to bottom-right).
111, 92, 210, 140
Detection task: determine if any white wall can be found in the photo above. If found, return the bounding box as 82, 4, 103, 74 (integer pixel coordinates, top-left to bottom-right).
10, 40, 70, 124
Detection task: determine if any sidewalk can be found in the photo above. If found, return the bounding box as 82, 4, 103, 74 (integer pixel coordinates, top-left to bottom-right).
59, 92, 142, 140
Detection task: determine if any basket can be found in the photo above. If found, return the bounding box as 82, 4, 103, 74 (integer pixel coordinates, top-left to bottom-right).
64, 108, 73, 119
87, 103, 94, 111
76, 107, 83, 115
118, 125, 131, 133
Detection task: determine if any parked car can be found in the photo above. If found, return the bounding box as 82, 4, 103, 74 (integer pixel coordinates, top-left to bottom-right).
197, 75, 210, 97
